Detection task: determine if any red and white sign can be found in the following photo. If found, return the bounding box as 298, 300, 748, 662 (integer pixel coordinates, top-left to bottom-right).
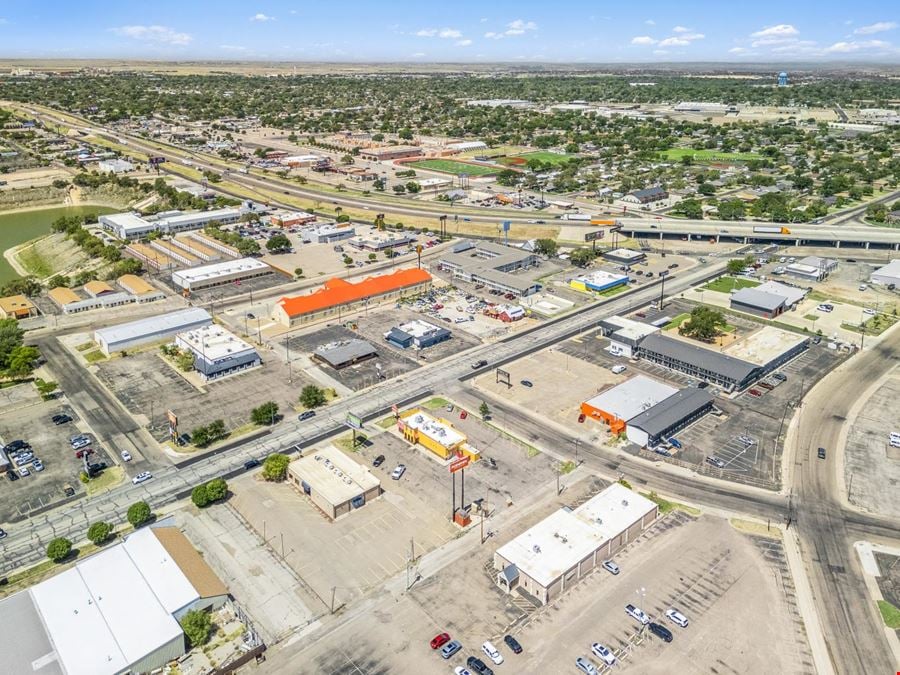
449, 456, 470, 474
392, 404, 399, 416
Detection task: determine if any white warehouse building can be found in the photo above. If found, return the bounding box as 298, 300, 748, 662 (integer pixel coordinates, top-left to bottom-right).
100, 208, 242, 241
94, 307, 212, 355
0, 526, 229, 675
171, 257, 273, 292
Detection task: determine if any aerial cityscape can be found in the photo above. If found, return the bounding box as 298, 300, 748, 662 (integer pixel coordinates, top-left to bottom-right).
0, 2, 898, 674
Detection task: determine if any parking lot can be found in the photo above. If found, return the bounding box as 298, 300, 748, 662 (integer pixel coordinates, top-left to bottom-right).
843, 365, 900, 518
0, 387, 104, 523
93, 349, 315, 445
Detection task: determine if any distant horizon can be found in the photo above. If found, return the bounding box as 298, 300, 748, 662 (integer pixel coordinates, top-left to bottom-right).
0, 1, 897, 63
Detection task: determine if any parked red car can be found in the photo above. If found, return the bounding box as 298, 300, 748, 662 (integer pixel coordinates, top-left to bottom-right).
430, 633, 451, 650
748, 389, 762, 398
578, 413, 586, 423
75, 448, 94, 459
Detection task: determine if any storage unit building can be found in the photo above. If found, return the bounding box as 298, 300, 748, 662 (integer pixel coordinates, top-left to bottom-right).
94, 308, 212, 355
287, 445, 382, 519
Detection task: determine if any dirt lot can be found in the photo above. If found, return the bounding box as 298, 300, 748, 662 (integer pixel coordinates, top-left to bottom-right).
844, 365, 900, 518
272, 481, 812, 675
93, 349, 315, 444
0, 387, 102, 523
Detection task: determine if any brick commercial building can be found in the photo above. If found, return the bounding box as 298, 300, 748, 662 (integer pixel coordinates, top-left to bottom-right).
273, 268, 432, 328
359, 145, 424, 161
494, 483, 657, 605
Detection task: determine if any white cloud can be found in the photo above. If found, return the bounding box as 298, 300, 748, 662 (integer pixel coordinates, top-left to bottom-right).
456, 39, 472, 46
658, 37, 690, 47
219, 44, 248, 52
631, 36, 658, 45
412, 52, 426, 57
728, 47, 747, 53
111, 25, 192, 45
416, 29, 437, 37
679, 32, 705, 41
250, 13, 274, 22
825, 39, 891, 53
751, 24, 798, 38
485, 19, 537, 39
416, 27, 463, 39
672, 26, 691, 33
653, 49, 669, 55
853, 21, 897, 35
645, 19, 655, 26
439, 28, 462, 38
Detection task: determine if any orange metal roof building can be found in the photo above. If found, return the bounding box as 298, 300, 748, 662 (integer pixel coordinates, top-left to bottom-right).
277, 268, 431, 318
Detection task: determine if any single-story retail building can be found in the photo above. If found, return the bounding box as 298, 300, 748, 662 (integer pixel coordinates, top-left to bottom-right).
287, 445, 382, 519
598, 315, 660, 357
625, 388, 714, 448
95, 308, 212, 355
384, 319, 451, 349
398, 408, 480, 461
175, 324, 261, 380
312, 339, 378, 369
273, 268, 432, 328
581, 375, 678, 434
602, 248, 646, 266
0, 294, 37, 320
784, 256, 836, 282
0, 525, 228, 675
729, 287, 787, 318
569, 270, 629, 294
870, 259, 900, 287
494, 483, 657, 605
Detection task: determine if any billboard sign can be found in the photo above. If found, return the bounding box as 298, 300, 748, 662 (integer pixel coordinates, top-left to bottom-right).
584, 229, 606, 242
346, 412, 364, 430
449, 456, 470, 473
502, 220, 511, 232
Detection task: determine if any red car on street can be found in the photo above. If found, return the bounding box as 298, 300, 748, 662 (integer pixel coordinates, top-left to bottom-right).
430, 633, 451, 650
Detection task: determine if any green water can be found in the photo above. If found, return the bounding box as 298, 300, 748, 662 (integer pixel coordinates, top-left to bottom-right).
0, 205, 118, 283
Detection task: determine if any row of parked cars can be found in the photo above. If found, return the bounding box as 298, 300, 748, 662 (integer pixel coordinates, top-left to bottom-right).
4, 438, 45, 479
432, 631, 522, 675
575, 606, 689, 674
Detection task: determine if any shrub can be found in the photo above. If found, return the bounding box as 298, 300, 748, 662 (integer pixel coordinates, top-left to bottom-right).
191, 484, 210, 508
205, 477, 227, 502
127, 500, 152, 527
180, 609, 212, 647
47, 537, 72, 563
262, 453, 290, 482
87, 521, 113, 545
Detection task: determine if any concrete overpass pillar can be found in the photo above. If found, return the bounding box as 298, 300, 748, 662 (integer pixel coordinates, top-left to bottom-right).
687, 233, 692, 241
795, 239, 801, 246
865, 241, 870, 249
743, 237, 748, 244
659, 232, 663, 240
835, 240, 841, 249
716, 235, 720, 243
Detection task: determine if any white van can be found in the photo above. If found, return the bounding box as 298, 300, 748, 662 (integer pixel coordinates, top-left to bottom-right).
481, 641, 503, 665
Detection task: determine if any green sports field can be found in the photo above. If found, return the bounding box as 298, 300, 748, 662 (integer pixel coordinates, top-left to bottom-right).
659, 148, 762, 162
501, 151, 574, 167
407, 159, 498, 176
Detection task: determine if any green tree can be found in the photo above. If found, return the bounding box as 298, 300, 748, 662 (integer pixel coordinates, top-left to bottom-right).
697, 183, 716, 196
262, 453, 290, 482
205, 477, 228, 502
47, 274, 70, 288
6, 345, 40, 379
34, 378, 58, 400
679, 306, 727, 343
675, 198, 703, 220
251, 401, 280, 425
47, 537, 72, 563
180, 609, 212, 648
127, 501, 152, 528
191, 484, 210, 508
300, 384, 327, 408
726, 258, 748, 275
479, 401, 490, 419
266, 234, 291, 252
405, 181, 421, 194
569, 248, 596, 267
87, 521, 113, 545
191, 426, 211, 447
294, 267, 303, 278
207, 419, 226, 441
534, 238, 559, 256
717, 199, 746, 221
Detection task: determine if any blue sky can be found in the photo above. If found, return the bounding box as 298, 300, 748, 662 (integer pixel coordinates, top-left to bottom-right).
0, 1, 897, 62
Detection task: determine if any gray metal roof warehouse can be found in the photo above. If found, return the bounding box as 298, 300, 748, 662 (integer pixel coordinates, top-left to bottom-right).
636, 333, 759, 390
730, 288, 787, 315
94, 308, 213, 355
312, 339, 378, 368
627, 388, 714, 442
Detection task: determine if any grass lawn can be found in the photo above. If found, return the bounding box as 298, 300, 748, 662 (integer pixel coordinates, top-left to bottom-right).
703, 276, 761, 293
659, 148, 762, 163
595, 284, 630, 298
502, 151, 573, 167
423, 396, 450, 410
407, 159, 498, 176
85, 465, 125, 496
17, 243, 53, 277
803, 314, 821, 322
877, 600, 900, 629
643, 491, 702, 516
334, 432, 368, 453
842, 313, 899, 336
664, 313, 692, 329
83, 350, 107, 363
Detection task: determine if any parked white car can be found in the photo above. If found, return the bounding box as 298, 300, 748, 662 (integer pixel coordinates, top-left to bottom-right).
591, 642, 617, 666
481, 641, 503, 665
666, 608, 689, 627
121, 451, 132, 462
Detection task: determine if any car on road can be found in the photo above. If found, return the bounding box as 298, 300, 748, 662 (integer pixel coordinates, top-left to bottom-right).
17, 466, 30, 477
243, 459, 261, 470
63, 484, 74, 496
668, 437, 682, 449
578, 413, 586, 423
863, 308, 876, 316
13, 451, 34, 464
0, 528, 6, 539
738, 434, 754, 445
373, 454, 386, 467
575, 656, 598, 675
481, 641, 503, 665
748, 388, 762, 398
591, 642, 617, 666
466, 656, 493, 675
132, 471, 152, 485
601, 560, 620, 575
176, 433, 191, 446
503, 635, 522, 654
121, 451, 132, 462
648, 622, 674, 642
666, 608, 689, 627
706, 455, 726, 469
440, 640, 462, 659
31, 459, 44, 472
471, 359, 488, 369
298, 410, 317, 421
391, 464, 406, 480
52, 413, 72, 425
520, 379, 533, 387
430, 633, 451, 650
71, 437, 91, 450
771, 373, 786, 383
625, 604, 650, 625
817, 447, 826, 459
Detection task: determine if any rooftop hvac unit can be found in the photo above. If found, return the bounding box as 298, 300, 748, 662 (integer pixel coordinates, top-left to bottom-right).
344, 477, 352, 485
314, 455, 322, 461
622, 499, 629, 507
532, 545, 541, 554
595, 518, 603, 525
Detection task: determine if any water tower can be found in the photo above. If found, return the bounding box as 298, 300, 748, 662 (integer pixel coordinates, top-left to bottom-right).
777, 71, 789, 87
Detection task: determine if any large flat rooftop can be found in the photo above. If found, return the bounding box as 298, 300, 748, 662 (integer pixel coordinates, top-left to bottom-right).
172, 257, 270, 284
176, 324, 256, 361
290, 445, 380, 505
722, 326, 807, 366
402, 409, 465, 449
584, 375, 678, 421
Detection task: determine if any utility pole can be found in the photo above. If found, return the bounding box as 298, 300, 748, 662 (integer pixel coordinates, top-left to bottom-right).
658, 269, 669, 310
556, 462, 561, 496
330, 586, 336, 613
